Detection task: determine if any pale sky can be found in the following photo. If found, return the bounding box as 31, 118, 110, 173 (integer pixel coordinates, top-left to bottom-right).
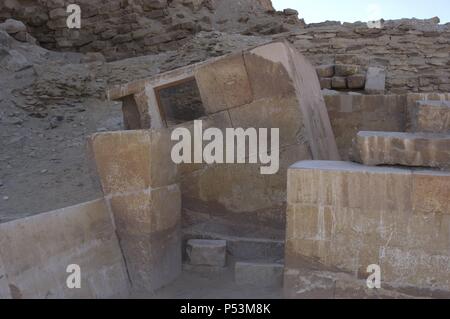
272, 0, 450, 23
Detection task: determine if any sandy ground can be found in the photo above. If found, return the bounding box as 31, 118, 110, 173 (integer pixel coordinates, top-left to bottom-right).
132, 268, 283, 299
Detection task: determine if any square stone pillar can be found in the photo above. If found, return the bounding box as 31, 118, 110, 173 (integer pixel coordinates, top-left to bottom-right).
88, 129, 181, 292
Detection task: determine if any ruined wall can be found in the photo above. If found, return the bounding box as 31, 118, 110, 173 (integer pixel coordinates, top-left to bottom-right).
285, 161, 450, 297
88, 129, 182, 293
291, 19, 450, 94
0, 199, 129, 299
0, 0, 296, 60
324, 92, 450, 160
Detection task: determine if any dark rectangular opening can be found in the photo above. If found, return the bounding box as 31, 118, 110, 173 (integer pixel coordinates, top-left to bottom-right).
155, 77, 206, 127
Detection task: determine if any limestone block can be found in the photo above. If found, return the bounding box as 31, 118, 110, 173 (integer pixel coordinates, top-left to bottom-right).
286, 161, 450, 291
243, 50, 295, 100
235, 262, 284, 287
324, 94, 407, 160
195, 53, 253, 114
352, 131, 450, 168
316, 65, 335, 78
88, 129, 178, 195
347, 74, 366, 89
181, 143, 311, 228
365, 67, 386, 94
0, 199, 129, 299
118, 226, 181, 292
228, 95, 305, 147
320, 77, 332, 89
332, 77, 347, 89
186, 239, 227, 267
412, 170, 450, 215
109, 185, 181, 236
410, 100, 450, 133
334, 64, 362, 77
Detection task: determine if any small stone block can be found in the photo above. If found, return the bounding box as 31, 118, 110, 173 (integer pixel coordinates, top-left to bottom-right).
187, 239, 227, 267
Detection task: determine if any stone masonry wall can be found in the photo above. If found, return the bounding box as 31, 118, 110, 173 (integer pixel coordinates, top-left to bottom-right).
0, 0, 299, 60
290, 19, 450, 93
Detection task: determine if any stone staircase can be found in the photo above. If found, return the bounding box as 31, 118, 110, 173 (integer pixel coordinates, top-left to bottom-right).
352, 99, 450, 169
182, 223, 285, 288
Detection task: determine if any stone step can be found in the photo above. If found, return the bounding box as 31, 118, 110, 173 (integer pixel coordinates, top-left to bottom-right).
409, 100, 450, 133
183, 222, 285, 261
352, 131, 450, 168
234, 261, 284, 288
186, 239, 227, 267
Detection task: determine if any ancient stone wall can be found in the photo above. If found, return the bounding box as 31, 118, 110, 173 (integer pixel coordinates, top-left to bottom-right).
291, 19, 450, 93
0, 199, 129, 299
324, 92, 450, 160
0, 0, 295, 60
285, 161, 450, 297
88, 129, 182, 293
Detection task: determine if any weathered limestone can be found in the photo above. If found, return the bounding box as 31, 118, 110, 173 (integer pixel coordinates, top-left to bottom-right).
332, 77, 347, 89
195, 53, 253, 114
352, 131, 450, 168
89, 130, 181, 292
107, 41, 339, 232
186, 239, 227, 267
409, 100, 450, 133
316, 65, 334, 78
335, 64, 362, 77
347, 74, 365, 89
286, 161, 450, 295
0, 199, 129, 299
235, 262, 284, 287
365, 67, 386, 94
324, 93, 407, 160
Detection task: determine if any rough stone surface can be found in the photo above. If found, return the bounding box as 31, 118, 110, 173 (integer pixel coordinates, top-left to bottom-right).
89, 129, 182, 293
316, 65, 334, 78
109, 42, 339, 233
286, 161, 450, 294
235, 262, 283, 287
0, 199, 129, 299
352, 131, 450, 169
365, 67, 386, 94
187, 239, 227, 267
332, 77, 347, 89
347, 74, 366, 89
335, 64, 362, 77
195, 53, 253, 114
88, 130, 178, 194
0, 19, 26, 34
326, 93, 405, 158
409, 100, 450, 133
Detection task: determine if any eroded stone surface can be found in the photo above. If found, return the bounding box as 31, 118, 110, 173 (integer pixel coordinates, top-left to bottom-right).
409, 100, 450, 133
89, 129, 182, 293
187, 239, 227, 267
352, 131, 450, 168
0, 199, 129, 299
286, 161, 450, 293
365, 67, 386, 94
235, 262, 283, 287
